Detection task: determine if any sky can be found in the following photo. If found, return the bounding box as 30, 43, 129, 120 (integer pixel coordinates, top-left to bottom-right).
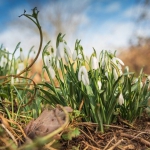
0, 0, 150, 57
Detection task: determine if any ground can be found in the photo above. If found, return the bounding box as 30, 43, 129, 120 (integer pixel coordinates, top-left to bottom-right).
61, 116, 150, 150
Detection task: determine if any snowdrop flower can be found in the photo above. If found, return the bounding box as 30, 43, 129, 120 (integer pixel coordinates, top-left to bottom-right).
112, 57, 124, 80
113, 69, 118, 81
72, 50, 77, 61
112, 57, 124, 77
64, 44, 72, 58
97, 80, 102, 90
113, 68, 123, 81
78, 66, 89, 86
105, 71, 108, 78
147, 76, 150, 88
101, 57, 105, 69
56, 42, 72, 59
133, 78, 143, 89
17, 63, 25, 74
20, 48, 25, 61
112, 57, 124, 67
91, 56, 98, 70
48, 66, 55, 79
0, 56, 7, 67
124, 66, 129, 73
147, 76, 150, 81
56, 42, 64, 59
77, 54, 82, 59
44, 54, 52, 67
118, 93, 124, 105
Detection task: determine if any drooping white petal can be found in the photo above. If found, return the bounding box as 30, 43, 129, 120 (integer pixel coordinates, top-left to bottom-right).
105, 72, 108, 78
91, 56, 99, 70
72, 50, 77, 61
64, 44, 72, 58
101, 57, 105, 69
78, 66, 89, 85
97, 80, 102, 90
48, 66, 55, 79
56, 42, 65, 59
147, 76, 150, 81
81, 74, 89, 86
118, 93, 124, 105
17, 63, 25, 74
77, 54, 82, 59
56, 60, 60, 69
0, 56, 7, 67
64, 54, 70, 63
44, 54, 53, 67
111, 57, 124, 72
113, 69, 118, 80
115, 58, 124, 66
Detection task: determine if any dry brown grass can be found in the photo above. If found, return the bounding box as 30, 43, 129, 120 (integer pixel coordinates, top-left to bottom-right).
119, 38, 150, 74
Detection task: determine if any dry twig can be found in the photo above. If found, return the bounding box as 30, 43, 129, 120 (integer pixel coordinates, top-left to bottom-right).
108, 139, 123, 150
103, 137, 115, 150
79, 128, 100, 148
120, 132, 150, 147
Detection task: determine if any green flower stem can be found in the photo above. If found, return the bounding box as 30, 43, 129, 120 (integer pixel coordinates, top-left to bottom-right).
10, 85, 14, 120
95, 103, 104, 133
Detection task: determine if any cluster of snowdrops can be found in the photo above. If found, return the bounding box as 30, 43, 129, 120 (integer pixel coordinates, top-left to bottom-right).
1, 33, 150, 133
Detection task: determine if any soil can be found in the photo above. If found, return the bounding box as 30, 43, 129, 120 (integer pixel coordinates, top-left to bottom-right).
0, 114, 150, 150
61, 116, 150, 150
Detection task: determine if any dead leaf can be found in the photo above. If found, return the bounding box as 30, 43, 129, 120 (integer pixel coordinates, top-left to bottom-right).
24, 106, 73, 139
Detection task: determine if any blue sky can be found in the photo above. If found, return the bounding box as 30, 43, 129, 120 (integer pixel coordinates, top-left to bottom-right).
0, 0, 149, 57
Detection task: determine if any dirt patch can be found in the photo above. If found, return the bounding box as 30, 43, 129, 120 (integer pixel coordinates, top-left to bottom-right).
61, 117, 150, 150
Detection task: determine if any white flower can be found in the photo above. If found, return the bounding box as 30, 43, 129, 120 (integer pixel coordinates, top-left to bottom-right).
113, 69, 118, 81
17, 63, 25, 74
0, 56, 7, 67
125, 66, 129, 72
133, 78, 143, 89
56, 60, 60, 69
72, 50, 77, 61
77, 54, 82, 59
56, 42, 65, 59
64, 44, 72, 58
111, 57, 124, 77
56, 42, 72, 59
112, 57, 124, 66
113, 68, 123, 81
112, 56, 124, 81
20, 49, 25, 61
101, 57, 105, 69
48, 66, 55, 79
91, 56, 98, 70
118, 93, 124, 105
97, 80, 102, 90
78, 66, 89, 86
105, 72, 108, 78
44, 54, 52, 67
148, 76, 150, 81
